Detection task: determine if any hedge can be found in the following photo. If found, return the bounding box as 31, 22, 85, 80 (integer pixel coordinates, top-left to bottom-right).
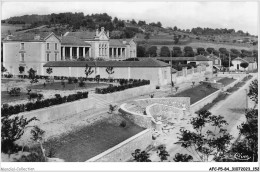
95, 79, 150, 94
1, 91, 88, 117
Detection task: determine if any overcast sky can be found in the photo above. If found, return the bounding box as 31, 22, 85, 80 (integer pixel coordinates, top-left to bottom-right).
1, 1, 259, 35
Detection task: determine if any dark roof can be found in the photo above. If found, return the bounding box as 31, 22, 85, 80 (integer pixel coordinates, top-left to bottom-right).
61, 36, 91, 46
4, 32, 55, 42
243, 57, 256, 63
153, 55, 211, 61
43, 58, 170, 68
109, 39, 127, 47
65, 31, 96, 40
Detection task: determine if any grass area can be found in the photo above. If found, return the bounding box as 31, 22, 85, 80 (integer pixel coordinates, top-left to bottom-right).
217, 77, 236, 86
169, 84, 218, 105
43, 119, 144, 162
1, 91, 28, 104
29, 81, 109, 90
1, 78, 26, 83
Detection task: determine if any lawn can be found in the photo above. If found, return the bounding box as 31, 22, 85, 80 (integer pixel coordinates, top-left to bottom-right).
217, 77, 236, 86
170, 84, 218, 105
29, 81, 109, 90
43, 119, 144, 162
1, 91, 28, 104
1, 78, 26, 84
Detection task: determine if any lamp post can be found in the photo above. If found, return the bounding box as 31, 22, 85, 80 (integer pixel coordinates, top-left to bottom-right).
245, 88, 248, 112
170, 50, 173, 95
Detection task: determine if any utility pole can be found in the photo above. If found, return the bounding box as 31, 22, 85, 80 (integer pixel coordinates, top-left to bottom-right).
170, 50, 173, 95
229, 52, 231, 73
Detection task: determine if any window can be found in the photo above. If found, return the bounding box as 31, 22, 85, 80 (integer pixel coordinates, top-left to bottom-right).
21, 43, 24, 50
55, 53, 57, 61
215, 59, 218, 65
47, 43, 50, 50
55, 43, 58, 50
47, 53, 50, 61
20, 53, 25, 62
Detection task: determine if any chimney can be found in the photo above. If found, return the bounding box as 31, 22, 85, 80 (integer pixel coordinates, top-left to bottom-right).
101, 27, 105, 32
96, 28, 99, 36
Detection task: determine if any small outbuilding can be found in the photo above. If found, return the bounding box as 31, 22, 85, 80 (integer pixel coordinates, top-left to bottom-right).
230, 57, 257, 72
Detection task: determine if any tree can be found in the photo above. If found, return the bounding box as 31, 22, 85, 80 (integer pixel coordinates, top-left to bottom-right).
28, 68, 38, 85
46, 67, 53, 85
160, 46, 170, 57
183, 46, 195, 57
137, 46, 146, 57
240, 62, 249, 71
248, 79, 258, 107
19, 66, 25, 75
157, 145, 170, 161
144, 33, 150, 40
132, 149, 151, 162
173, 26, 177, 31
85, 64, 94, 81
173, 153, 193, 162
106, 66, 115, 79
138, 20, 146, 26
175, 110, 233, 162
2, 64, 7, 76
197, 47, 206, 55
172, 46, 183, 57
30, 126, 46, 161
1, 115, 38, 155
173, 35, 180, 44
146, 46, 157, 57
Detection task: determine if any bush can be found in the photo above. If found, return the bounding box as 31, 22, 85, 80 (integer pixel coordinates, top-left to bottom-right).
4, 73, 13, 78
95, 80, 150, 94
8, 87, 21, 96
68, 77, 73, 84
120, 121, 127, 128
156, 86, 160, 89
78, 80, 85, 87
1, 91, 89, 116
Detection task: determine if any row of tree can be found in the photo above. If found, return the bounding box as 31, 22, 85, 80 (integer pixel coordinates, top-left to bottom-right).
137, 45, 258, 59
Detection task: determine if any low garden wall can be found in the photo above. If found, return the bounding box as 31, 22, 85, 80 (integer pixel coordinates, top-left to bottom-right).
86, 129, 152, 162
119, 103, 152, 129
10, 85, 154, 125
190, 90, 221, 114
222, 77, 243, 92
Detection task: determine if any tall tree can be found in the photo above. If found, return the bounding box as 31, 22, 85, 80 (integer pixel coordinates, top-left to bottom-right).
172, 46, 183, 57
175, 110, 233, 162
146, 46, 157, 57
137, 46, 146, 57
160, 46, 170, 57
183, 46, 195, 57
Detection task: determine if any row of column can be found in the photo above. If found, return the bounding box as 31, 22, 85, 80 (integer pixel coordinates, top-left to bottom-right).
110, 47, 126, 59
61, 46, 91, 60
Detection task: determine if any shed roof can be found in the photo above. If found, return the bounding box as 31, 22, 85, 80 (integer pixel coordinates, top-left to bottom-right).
44, 58, 170, 68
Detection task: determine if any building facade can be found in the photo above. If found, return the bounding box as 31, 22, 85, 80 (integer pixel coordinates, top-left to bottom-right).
2, 27, 137, 75
230, 57, 257, 72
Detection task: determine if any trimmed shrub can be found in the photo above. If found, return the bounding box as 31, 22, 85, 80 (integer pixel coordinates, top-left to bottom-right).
8, 87, 21, 96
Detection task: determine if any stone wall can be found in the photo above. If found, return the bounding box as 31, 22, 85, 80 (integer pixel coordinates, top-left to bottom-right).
190, 90, 221, 114
13, 85, 154, 125
119, 103, 152, 129
86, 129, 152, 162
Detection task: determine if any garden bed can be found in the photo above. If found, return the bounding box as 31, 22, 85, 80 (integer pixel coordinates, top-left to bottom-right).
170, 84, 218, 105
43, 118, 144, 162
217, 77, 236, 86
1, 91, 28, 105
29, 81, 109, 90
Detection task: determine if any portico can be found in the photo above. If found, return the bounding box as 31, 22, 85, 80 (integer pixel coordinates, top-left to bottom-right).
61, 46, 91, 60
109, 47, 127, 59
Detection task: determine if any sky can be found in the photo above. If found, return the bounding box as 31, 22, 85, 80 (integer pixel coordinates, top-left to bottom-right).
1, 1, 259, 35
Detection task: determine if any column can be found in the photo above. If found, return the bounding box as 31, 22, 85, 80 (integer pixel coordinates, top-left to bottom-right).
76, 47, 79, 59
116, 48, 118, 58
120, 48, 123, 58
111, 48, 114, 58
89, 47, 91, 57
70, 47, 72, 60
62, 46, 65, 60
83, 47, 86, 58
124, 48, 127, 58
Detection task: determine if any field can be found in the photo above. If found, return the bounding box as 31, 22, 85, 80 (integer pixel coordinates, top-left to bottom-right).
43, 117, 144, 162
1, 24, 26, 35
170, 84, 219, 105
217, 77, 236, 86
